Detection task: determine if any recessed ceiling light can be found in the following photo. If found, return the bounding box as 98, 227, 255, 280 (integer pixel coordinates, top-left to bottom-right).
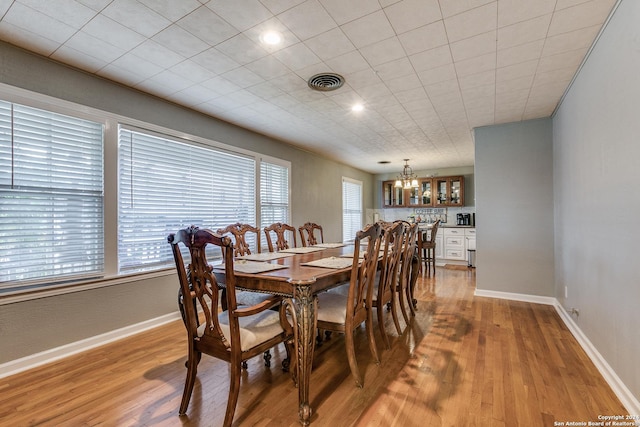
260, 30, 282, 45
352, 103, 364, 112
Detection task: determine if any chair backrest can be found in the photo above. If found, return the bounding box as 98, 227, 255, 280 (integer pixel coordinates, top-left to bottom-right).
264, 222, 297, 252
347, 223, 382, 324
298, 222, 324, 247
217, 222, 261, 256
168, 226, 238, 350
428, 219, 441, 244
377, 221, 405, 302
398, 221, 419, 284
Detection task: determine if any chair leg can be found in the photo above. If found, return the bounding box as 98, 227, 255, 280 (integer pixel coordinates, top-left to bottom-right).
389, 291, 402, 335
366, 308, 381, 363
179, 350, 199, 415
345, 331, 363, 388
376, 304, 390, 349
397, 282, 410, 325
263, 350, 272, 367
224, 361, 242, 427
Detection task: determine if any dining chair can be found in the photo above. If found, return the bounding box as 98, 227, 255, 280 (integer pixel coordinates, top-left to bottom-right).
316, 222, 382, 388
264, 222, 297, 252
168, 226, 295, 427
217, 222, 261, 256
420, 219, 441, 275
298, 222, 324, 247
371, 221, 405, 349
216, 222, 272, 311
397, 222, 420, 319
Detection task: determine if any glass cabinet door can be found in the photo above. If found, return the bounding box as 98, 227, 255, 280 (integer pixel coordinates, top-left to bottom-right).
420, 179, 433, 206
449, 177, 462, 206
435, 179, 448, 206
383, 180, 405, 207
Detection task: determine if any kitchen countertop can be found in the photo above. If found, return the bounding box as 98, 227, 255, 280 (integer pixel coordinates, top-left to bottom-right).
417, 223, 475, 228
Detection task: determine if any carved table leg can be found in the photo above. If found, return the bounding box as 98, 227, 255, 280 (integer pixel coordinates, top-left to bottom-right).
292, 281, 317, 426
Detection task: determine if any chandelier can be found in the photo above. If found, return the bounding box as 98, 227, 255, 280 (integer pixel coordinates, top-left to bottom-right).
395, 159, 419, 189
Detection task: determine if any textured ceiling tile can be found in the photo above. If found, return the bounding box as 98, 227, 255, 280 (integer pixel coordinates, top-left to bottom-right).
444, 2, 497, 43
304, 27, 355, 61
152, 24, 210, 58
216, 33, 269, 65
450, 30, 496, 62
2, 2, 77, 44
206, 0, 273, 32
417, 63, 457, 86
324, 50, 370, 74
439, 0, 495, 19
496, 59, 538, 82
548, 0, 615, 36
537, 48, 587, 73
138, 0, 202, 21
0, 21, 61, 56
409, 45, 453, 72
273, 41, 322, 70
277, 0, 337, 40
497, 14, 551, 50
319, 0, 381, 25
497, 39, 545, 68
458, 70, 495, 91
176, 6, 239, 45
454, 52, 496, 78
130, 39, 186, 69
541, 25, 600, 57
191, 48, 240, 75
102, 0, 170, 38
383, 0, 441, 34
52, 45, 109, 73
245, 55, 291, 80
340, 10, 395, 48
19, 0, 96, 28
497, 0, 555, 28
397, 20, 448, 56
358, 36, 405, 66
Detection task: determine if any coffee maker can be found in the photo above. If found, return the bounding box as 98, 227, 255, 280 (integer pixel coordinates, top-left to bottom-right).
457, 213, 472, 225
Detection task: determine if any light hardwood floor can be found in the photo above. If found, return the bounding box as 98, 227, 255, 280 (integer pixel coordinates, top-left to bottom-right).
0, 267, 628, 426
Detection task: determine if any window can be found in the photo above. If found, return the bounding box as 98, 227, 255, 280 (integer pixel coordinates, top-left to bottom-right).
118, 127, 257, 273
342, 177, 363, 242
259, 159, 290, 248
0, 100, 104, 288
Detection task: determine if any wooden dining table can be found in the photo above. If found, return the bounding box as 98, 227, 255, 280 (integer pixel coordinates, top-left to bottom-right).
215, 243, 358, 426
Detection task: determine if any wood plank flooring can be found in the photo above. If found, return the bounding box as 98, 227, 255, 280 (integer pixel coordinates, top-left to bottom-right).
0, 267, 628, 426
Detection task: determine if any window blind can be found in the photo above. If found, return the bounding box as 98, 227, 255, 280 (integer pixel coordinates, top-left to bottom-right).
118, 127, 256, 272
342, 178, 362, 243
0, 101, 104, 287
260, 160, 290, 249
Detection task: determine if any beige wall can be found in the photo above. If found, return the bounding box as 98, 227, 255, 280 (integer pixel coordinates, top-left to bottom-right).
0, 42, 373, 364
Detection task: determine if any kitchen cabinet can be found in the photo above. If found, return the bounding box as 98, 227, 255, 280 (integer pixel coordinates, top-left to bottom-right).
434, 176, 464, 207
443, 228, 466, 261
383, 176, 463, 208
382, 180, 405, 207
407, 178, 434, 207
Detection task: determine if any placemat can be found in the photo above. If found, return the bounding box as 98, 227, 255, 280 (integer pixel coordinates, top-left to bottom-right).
214, 260, 288, 274
237, 252, 296, 261
279, 247, 325, 254
301, 256, 354, 269
313, 242, 346, 248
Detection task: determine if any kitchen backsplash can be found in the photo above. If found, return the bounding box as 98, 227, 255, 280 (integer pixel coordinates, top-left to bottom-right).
366, 206, 476, 226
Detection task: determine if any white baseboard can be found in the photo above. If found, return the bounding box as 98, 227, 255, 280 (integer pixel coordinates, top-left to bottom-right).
474, 288, 640, 417
0, 311, 182, 379
474, 288, 557, 306
554, 303, 640, 418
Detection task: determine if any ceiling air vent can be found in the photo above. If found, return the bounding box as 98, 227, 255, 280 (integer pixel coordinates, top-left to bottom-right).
307, 73, 345, 91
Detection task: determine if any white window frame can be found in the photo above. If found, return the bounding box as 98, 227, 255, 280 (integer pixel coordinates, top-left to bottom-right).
342, 177, 363, 243
0, 84, 291, 298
